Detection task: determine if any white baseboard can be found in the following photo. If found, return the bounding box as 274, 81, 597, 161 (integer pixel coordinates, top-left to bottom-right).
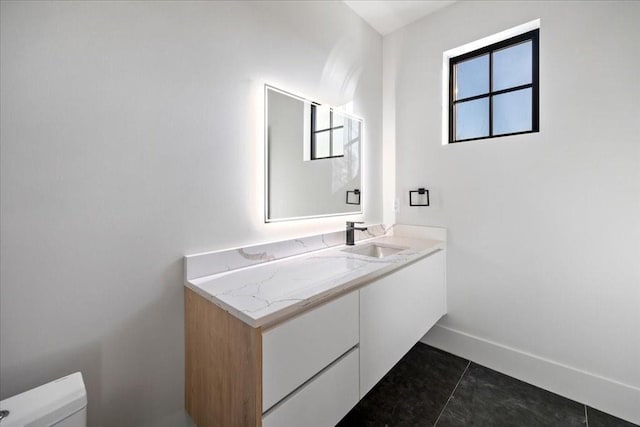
421, 324, 640, 425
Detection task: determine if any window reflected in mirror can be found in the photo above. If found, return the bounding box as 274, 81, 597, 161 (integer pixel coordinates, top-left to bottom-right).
311, 104, 344, 160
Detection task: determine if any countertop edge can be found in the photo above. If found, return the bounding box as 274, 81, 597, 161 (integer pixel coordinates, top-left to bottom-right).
184, 237, 445, 329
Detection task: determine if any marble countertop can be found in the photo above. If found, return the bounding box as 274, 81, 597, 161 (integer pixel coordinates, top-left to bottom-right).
185, 235, 445, 328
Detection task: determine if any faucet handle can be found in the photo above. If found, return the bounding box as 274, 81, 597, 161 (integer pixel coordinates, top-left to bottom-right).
346, 221, 365, 225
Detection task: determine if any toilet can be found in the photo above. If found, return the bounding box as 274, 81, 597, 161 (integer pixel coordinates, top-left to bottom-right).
0, 372, 87, 427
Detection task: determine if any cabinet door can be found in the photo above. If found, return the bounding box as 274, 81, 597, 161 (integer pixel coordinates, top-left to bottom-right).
359, 250, 446, 397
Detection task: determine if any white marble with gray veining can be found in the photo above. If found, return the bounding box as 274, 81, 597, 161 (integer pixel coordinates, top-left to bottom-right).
185, 229, 445, 328
184, 224, 390, 281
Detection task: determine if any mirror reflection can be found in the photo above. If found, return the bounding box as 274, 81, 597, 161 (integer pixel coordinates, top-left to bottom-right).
265, 85, 362, 222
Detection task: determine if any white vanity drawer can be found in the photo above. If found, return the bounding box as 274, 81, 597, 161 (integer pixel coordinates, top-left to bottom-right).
262, 291, 359, 412
262, 347, 359, 427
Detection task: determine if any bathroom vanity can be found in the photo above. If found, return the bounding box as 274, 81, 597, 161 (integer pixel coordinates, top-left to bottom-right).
184, 225, 446, 427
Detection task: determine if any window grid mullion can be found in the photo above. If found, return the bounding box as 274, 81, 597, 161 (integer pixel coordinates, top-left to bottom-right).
489, 51, 493, 137
453, 92, 491, 104
453, 83, 532, 104
311, 104, 316, 158
329, 111, 333, 157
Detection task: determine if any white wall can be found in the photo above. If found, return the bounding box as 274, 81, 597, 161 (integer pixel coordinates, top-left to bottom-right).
0, 2, 381, 425
385, 0, 640, 422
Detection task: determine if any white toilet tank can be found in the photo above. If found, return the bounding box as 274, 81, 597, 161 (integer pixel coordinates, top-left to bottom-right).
0, 372, 87, 427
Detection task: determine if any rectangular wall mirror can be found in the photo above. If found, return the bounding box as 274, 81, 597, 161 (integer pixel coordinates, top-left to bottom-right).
265, 85, 363, 222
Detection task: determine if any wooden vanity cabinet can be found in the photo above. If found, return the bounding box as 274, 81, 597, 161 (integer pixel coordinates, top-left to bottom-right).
185, 248, 446, 427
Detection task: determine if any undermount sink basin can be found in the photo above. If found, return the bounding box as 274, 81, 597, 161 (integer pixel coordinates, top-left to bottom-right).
342, 243, 407, 259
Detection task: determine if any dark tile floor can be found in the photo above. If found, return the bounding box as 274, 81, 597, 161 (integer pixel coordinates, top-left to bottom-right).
337, 343, 637, 427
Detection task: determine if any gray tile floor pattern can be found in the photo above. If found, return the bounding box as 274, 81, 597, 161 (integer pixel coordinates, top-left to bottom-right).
337, 343, 637, 427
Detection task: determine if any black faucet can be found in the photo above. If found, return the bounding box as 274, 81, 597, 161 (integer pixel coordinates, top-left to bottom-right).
346, 221, 368, 246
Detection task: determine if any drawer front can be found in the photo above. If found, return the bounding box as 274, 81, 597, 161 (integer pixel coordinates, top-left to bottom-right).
262, 291, 359, 411
262, 347, 359, 427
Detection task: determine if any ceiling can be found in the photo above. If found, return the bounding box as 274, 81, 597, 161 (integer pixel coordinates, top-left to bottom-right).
344, 0, 456, 36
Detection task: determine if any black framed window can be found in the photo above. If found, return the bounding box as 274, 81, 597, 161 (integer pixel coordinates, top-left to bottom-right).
449, 29, 539, 143
311, 104, 345, 159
